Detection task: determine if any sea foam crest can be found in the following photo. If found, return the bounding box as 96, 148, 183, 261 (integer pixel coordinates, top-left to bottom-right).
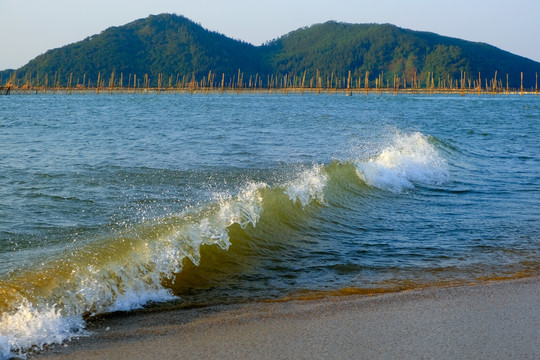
218, 182, 266, 230
85, 182, 266, 306
70, 261, 177, 317
355, 132, 448, 192
284, 165, 328, 208
0, 301, 86, 360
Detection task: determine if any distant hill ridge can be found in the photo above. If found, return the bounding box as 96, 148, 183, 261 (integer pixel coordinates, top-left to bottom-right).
2, 13, 540, 88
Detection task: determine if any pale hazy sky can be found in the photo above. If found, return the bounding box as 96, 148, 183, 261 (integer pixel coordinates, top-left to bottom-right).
1, 0, 539, 70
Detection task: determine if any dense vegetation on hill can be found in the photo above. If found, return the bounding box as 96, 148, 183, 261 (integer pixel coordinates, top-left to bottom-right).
2, 14, 265, 87
2, 13, 539, 88
264, 21, 539, 86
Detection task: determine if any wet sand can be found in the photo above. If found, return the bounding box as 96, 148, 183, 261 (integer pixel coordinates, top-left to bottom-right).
33, 277, 540, 360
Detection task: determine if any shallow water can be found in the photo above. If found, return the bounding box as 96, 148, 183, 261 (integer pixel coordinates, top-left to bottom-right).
0, 93, 539, 357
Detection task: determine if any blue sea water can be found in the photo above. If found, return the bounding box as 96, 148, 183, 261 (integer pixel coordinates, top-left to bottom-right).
0, 93, 539, 357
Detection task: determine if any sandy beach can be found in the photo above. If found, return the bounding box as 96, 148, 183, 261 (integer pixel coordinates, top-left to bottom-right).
30, 277, 540, 360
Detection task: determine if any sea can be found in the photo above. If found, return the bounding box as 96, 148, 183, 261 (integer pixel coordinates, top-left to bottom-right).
0, 92, 539, 358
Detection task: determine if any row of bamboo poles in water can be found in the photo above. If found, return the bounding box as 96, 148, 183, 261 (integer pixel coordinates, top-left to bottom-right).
2, 70, 539, 95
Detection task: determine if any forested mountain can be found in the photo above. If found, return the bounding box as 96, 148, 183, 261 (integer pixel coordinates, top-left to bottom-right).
2, 14, 266, 87
264, 21, 540, 87
2, 13, 540, 88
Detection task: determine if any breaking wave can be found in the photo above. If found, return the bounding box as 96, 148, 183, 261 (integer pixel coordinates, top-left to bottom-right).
0, 131, 449, 358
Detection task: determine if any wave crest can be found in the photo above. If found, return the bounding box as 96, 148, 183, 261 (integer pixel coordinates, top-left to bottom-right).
355, 132, 449, 192
284, 165, 328, 207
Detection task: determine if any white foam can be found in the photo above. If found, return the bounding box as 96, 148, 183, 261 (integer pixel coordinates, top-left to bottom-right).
152, 182, 265, 269
0, 301, 86, 359
355, 132, 448, 192
284, 165, 328, 207
218, 182, 266, 230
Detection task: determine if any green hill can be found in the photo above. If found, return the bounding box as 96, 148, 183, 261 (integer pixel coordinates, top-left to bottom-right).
2, 14, 266, 88
2, 13, 539, 88
264, 21, 540, 88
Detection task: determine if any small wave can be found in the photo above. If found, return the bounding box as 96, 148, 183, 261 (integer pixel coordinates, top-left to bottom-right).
355, 132, 449, 192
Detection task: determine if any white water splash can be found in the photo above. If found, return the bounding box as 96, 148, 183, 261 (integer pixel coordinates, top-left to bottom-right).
355, 132, 448, 192
0, 301, 86, 359
218, 182, 266, 230
284, 165, 328, 208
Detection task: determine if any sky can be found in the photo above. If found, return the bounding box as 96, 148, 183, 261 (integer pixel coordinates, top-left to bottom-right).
1, 0, 539, 70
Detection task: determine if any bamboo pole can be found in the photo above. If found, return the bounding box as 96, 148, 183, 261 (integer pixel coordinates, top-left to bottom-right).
110, 72, 115, 94
221, 73, 225, 93
493, 71, 497, 95
254, 73, 259, 93
206, 70, 211, 94
237, 69, 241, 91
301, 70, 306, 95
459, 71, 463, 96
521, 72, 523, 96
364, 71, 369, 95
478, 72, 481, 95
346, 70, 351, 96
316, 69, 320, 95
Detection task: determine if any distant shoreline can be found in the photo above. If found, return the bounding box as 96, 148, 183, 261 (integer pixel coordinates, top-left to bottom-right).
2, 86, 539, 96
31, 276, 540, 359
